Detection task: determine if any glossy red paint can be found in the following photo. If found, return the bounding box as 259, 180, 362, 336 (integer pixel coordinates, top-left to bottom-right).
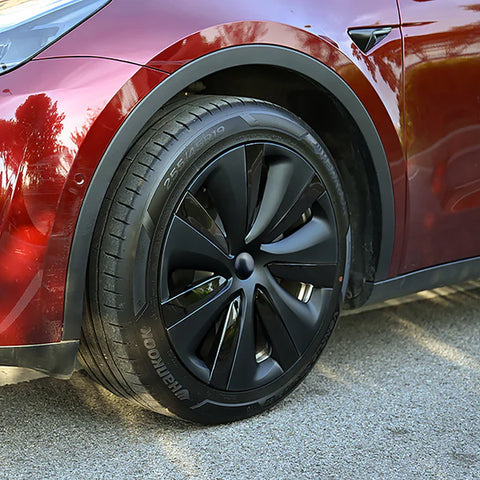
398, 0, 480, 273
40, 0, 406, 195
39, 0, 401, 65
0, 58, 167, 345
1, 0, 408, 346
40, 1, 406, 222
41, 0, 406, 199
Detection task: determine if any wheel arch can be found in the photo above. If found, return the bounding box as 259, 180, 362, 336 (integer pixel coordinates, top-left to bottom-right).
64, 44, 395, 341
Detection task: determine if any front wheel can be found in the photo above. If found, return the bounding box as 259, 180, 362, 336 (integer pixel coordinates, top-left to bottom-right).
79, 95, 350, 424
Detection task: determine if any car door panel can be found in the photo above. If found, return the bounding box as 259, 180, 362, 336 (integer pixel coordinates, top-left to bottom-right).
398, 0, 480, 272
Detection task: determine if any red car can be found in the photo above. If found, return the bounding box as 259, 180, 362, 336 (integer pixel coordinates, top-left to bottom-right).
0, 0, 479, 424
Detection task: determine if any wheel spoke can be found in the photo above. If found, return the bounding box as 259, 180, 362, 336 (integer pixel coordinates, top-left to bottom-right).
207, 296, 243, 385
260, 216, 337, 265
204, 146, 248, 252
246, 143, 265, 229
261, 272, 328, 353
245, 152, 314, 244
162, 275, 228, 327
223, 297, 259, 390
261, 180, 325, 244
208, 292, 284, 391
161, 215, 231, 299
208, 295, 254, 389
178, 192, 228, 253
316, 186, 337, 223
268, 263, 338, 289
255, 289, 300, 371
166, 281, 235, 383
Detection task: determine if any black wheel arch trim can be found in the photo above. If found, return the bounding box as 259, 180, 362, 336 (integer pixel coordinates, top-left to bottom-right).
63, 44, 395, 341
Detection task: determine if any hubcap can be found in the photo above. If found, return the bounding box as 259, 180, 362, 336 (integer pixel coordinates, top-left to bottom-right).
234, 253, 255, 279
160, 142, 339, 391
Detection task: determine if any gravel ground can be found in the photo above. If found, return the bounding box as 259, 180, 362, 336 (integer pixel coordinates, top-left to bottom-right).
1, 285, 479, 480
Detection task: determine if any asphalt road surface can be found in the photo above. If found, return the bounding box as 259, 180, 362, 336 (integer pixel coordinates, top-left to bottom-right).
1, 283, 480, 480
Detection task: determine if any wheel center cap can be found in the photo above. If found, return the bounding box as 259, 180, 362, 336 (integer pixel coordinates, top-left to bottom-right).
234, 252, 255, 280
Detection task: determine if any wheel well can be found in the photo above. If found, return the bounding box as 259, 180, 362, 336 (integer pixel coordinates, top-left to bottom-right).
183, 65, 381, 306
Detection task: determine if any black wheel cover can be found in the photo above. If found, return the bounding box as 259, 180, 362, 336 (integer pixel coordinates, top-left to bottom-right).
160, 142, 339, 392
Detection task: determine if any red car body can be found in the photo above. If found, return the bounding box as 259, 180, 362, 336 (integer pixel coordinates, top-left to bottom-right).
1, 0, 479, 377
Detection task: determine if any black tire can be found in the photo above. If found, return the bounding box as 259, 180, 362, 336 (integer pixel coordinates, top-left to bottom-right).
79, 95, 350, 424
